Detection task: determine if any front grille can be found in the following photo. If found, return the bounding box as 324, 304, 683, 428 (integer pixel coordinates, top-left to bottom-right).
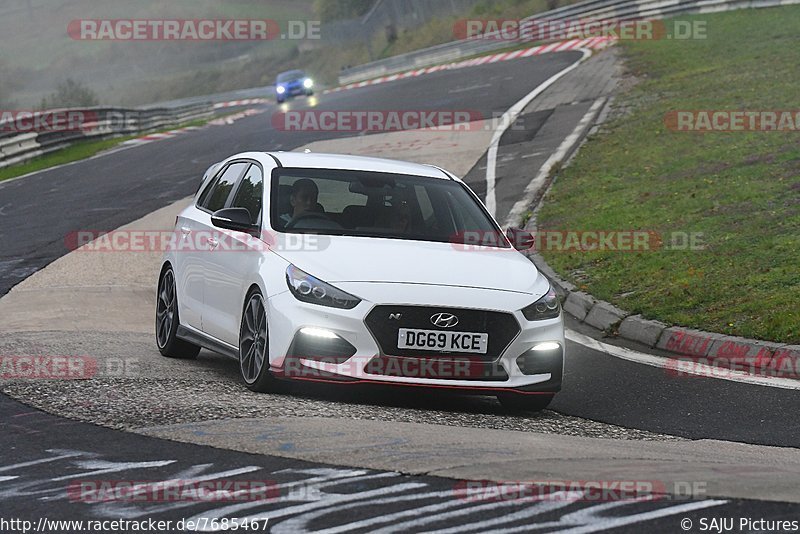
364, 305, 520, 363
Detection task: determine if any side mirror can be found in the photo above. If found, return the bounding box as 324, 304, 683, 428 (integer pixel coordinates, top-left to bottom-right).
211, 208, 258, 235
506, 227, 535, 251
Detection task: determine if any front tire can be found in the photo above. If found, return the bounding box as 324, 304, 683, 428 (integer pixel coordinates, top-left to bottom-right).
497, 393, 553, 413
156, 267, 200, 359
239, 289, 283, 392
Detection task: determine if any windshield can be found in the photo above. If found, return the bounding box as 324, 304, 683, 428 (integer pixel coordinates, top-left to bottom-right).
277, 70, 305, 82
270, 168, 509, 247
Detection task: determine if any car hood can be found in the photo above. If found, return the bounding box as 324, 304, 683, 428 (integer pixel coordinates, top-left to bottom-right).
270, 235, 546, 296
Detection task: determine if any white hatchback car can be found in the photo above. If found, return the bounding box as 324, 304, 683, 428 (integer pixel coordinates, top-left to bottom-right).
156, 152, 564, 411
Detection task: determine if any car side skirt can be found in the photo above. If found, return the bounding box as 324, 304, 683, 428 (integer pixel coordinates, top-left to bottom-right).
176, 324, 239, 360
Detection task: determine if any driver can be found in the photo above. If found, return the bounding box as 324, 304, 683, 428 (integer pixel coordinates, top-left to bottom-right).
280, 178, 319, 225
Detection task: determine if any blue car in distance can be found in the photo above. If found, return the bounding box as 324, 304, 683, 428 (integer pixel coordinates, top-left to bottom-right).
275, 69, 314, 103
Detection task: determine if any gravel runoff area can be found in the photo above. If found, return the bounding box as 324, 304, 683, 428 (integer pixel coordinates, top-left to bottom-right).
0, 330, 683, 441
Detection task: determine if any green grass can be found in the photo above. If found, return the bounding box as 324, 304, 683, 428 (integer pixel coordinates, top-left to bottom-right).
537, 6, 800, 343
0, 137, 134, 182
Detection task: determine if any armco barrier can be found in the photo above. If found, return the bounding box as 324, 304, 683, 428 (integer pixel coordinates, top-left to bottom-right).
338, 0, 800, 85
0, 103, 215, 170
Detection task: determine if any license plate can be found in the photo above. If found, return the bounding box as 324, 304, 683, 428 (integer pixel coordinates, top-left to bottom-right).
397, 328, 488, 354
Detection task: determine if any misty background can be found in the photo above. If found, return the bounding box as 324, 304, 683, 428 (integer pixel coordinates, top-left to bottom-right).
0, 0, 560, 109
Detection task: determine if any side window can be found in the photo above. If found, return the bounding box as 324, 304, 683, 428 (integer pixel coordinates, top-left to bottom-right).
198, 162, 248, 213
230, 164, 264, 225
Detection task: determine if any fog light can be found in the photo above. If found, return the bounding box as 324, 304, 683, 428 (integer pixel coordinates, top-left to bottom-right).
299, 327, 338, 339
517, 343, 563, 377
289, 328, 357, 365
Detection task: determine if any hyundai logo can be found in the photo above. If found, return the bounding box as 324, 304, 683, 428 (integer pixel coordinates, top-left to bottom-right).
430, 312, 459, 328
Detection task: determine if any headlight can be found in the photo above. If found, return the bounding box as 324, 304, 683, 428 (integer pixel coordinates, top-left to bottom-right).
303, 78, 313, 88
521, 285, 561, 321
286, 265, 361, 309
276, 85, 286, 94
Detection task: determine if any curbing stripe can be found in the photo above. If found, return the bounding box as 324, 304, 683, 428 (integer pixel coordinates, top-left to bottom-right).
566, 329, 800, 390
322, 37, 615, 96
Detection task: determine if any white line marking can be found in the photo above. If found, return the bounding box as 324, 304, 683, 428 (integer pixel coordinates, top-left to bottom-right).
547, 499, 729, 534
50, 459, 177, 482
485, 48, 591, 216
503, 97, 605, 227
448, 83, 493, 94
378, 492, 579, 534
0, 450, 88, 472
566, 329, 800, 390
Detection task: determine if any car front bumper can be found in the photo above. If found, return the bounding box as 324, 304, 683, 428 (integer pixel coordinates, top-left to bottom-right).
266, 287, 565, 393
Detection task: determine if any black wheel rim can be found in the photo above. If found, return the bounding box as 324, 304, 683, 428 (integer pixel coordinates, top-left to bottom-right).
240, 294, 267, 384
156, 270, 176, 348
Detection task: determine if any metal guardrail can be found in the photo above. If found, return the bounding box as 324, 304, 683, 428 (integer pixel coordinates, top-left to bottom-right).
0, 80, 279, 169
338, 0, 800, 85
0, 102, 215, 170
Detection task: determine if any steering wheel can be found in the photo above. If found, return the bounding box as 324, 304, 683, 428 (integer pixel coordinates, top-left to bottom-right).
284, 212, 334, 230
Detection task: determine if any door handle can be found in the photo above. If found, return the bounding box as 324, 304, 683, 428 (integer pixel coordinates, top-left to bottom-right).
207, 237, 218, 249
180, 226, 191, 235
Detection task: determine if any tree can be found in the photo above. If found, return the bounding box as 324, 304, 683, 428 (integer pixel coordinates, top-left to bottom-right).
0, 61, 15, 108
313, 0, 374, 21
40, 78, 99, 109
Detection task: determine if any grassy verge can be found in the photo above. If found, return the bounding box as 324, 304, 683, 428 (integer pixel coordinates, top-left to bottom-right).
0, 137, 135, 182
537, 6, 800, 343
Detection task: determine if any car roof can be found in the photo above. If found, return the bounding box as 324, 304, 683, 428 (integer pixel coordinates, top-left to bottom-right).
265, 152, 452, 179
277, 69, 305, 79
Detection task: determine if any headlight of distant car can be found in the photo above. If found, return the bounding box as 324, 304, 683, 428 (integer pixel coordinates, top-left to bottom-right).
276, 85, 286, 94
303, 78, 313, 88
521, 284, 561, 321
286, 265, 361, 309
